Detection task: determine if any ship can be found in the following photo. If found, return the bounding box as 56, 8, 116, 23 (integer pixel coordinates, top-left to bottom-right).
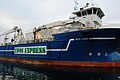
0, 2, 120, 67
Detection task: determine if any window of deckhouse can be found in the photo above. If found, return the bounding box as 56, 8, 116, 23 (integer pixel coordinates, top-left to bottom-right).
87, 9, 92, 15
76, 12, 82, 17
93, 8, 97, 14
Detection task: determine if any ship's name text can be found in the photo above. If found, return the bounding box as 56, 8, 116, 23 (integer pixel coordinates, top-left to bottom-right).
14, 46, 47, 55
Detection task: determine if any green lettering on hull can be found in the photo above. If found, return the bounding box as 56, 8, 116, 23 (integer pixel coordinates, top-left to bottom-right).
14, 46, 47, 55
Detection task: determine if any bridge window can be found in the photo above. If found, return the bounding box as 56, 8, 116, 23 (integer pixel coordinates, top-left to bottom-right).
87, 9, 92, 15
84, 11, 87, 15
76, 12, 82, 17
82, 12, 85, 16
97, 10, 102, 19
82, 11, 87, 16
93, 8, 97, 14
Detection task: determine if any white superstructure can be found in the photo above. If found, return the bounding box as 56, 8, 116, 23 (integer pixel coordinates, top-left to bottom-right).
0, 27, 24, 45
32, 3, 105, 42
0, 2, 105, 44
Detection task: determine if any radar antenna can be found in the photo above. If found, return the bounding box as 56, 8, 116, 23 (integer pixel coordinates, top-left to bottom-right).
74, 0, 79, 11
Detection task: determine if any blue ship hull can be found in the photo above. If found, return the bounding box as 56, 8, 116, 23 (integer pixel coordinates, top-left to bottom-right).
0, 28, 120, 67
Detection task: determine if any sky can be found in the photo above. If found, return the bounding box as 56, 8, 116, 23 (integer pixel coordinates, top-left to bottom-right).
0, 0, 120, 34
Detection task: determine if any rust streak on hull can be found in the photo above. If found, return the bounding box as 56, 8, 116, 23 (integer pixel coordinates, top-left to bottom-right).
0, 57, 120, 67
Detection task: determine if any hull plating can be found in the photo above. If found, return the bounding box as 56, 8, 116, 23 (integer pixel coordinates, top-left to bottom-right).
0, 28, 120, 67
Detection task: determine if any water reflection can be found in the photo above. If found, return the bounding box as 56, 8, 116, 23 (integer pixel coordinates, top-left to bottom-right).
0, 62, 48, 80
0, 61, 120, 80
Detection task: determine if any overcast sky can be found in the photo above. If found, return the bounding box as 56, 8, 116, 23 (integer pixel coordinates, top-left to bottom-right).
0, 0, 120, 34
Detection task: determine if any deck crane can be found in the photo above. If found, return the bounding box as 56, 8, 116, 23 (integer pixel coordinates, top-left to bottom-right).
0, 26, 24, 45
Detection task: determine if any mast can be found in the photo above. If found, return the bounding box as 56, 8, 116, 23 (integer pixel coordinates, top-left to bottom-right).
91, 0, 93, 4
90, 0, 94, 6
74, 0, 79, 11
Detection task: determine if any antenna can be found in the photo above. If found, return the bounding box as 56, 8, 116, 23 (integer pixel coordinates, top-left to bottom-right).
91, 0, 93, 4
90, 0, 94, 6
74, 0, 79, 11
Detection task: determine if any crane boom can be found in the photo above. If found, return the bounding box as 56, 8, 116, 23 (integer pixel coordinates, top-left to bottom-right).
0, 27, 19, 37
0, 26, 23, 45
